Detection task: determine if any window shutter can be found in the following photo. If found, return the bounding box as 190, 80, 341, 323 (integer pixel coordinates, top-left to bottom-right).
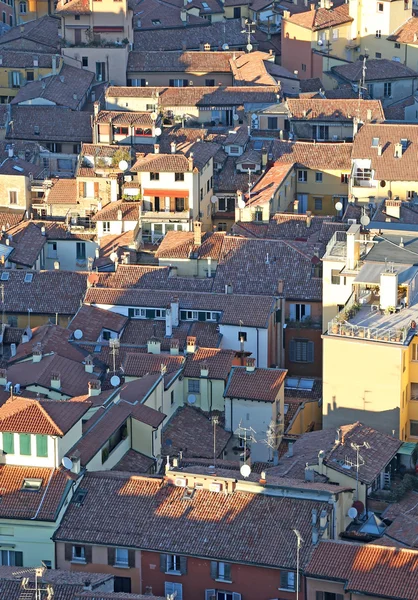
183, 79, 188, 87
169, 79, 174, 86
160, 553, 167, 572
232, 594, 241, 600
107, 547, 115, 566
307, 341, 314, 363
280, 571, 288, 589
224, 563, 231, 581
304, 304, 311, 318
84, 545, 92, 563
78, 181, 84, 197
128, 549, 135, 568
289, 340, 296, 362
94, 182, 99, 196
128, 308, 135, 318
15, 552, 23, 567
179, 555, 187, 575
210, 561, 217, 580
205, 590, 216, 600
165, 582, 174, 596
65, 544, 72, 561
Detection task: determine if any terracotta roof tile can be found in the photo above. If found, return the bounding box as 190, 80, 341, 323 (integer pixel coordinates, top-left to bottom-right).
56, 0, 91, 14
96, 110, 154, 126
8, 106, 93, 143
245, 163, 294, 207
273, 139, 352, 170
286, 98, 384, 122
155, 230, 225, 259
68, 305, 128, 342
128, 50, 239, 72
91, 200, 140, 222
0, 16, 60, 53
388, 16, 418, 45
284, 3, 352, 31
45, 178, 77, 204
183, 347, 235, 380
332, 58, 418, 82
122, 352, 184, 377
225, 366, 287, 401
112, 448, 156, 473
10, 323, 87, 363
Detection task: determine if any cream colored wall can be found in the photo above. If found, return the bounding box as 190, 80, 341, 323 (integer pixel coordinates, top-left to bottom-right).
287, 399, 322, 435
323, 335, 404, 437
322, 259, 356, 324
61, 46, 129, 85
297, 167, 349, 214
351, 177, 418, 204
26, 384, 70, 401
0, 174, 31, 211
183, 377, 225, 412
131, 418, 159, 458
1, 432, 56, 467
128, 72, 233, 86
0, 519, 58, 567
58, 421, 84, 463
44, 239, 98, 271
306, 577, 349, 600
86, 431, 130, 471
315, 459, 367, 506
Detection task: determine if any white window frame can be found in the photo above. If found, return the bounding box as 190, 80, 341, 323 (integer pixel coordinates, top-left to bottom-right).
165, 582, 183, 600
188, 379, 200, 393
280, 570, 296, 591
71, 545, 86, 563
297, 170, 307, 183
315, 172, 323, 183
289, 303, 311, 322
115, 547, 129, 566
103, 221, 111, 233
166, 554, 181, 574
133, 308, 146, 318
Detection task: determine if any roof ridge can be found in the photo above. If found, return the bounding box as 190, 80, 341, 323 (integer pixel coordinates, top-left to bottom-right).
37, 400, 64, 436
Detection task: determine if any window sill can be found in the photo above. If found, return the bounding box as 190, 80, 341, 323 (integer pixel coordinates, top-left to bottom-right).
113, 563, 130, 569
215, 578, 232, 584
165, 570, 182, 576
278, 588, 295, 593
71, 559, 86, 565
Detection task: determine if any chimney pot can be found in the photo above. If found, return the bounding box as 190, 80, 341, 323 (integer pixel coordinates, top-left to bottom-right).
186, 336, 196, 354
246, 357, 256, 372
193, 221, 202, 246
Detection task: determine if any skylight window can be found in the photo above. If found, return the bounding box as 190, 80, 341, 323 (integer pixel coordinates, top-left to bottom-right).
371, 137, 379, 147
0, 273, 9, 281
202, 1, 210, 8
401, 138, 408, 150
152, 19, 161, 24
24, 273, 33, 283
284, 377, 315, 391
22, 478, 42, 491
253, 140, 263, 150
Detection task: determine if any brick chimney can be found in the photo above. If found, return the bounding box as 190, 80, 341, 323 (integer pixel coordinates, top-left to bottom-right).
186, 336, 196, 354
88, 380, 102, 396
246, 357, 256, 372
193, 221, 202, 246
147, 337, 161, 354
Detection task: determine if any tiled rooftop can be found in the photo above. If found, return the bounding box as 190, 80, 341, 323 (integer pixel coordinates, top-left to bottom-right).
128, 50, 240, 72
225, 366, 287, 402
183, 347, 236, 380
68, 305, 129, 342
284, 3, 352, 31
273, 139, 352, 170
8, 106, 93, 143
332, 58, 418, 82
91, 200, 141, 222
155, 230, 225, 259
285, 98, 385, 123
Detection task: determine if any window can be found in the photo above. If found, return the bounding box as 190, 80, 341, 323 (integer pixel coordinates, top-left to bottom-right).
267, 116, 278, 130
315, 172, 323, 183
48, 242, 57, 259
233, 5, 241, 17
36, 435, 48, 458
166, 554, 182, 573
82, 56, 88, 67
405, 0, 409, 7
238, 331, 247, 342
101, 330, 111, 341
384, 82, 392, 97
175, 172, 184, 181
73, 144, 80, 154
72, 546, 86, 563
314, 198, 322, 211
298, 170, 307, 182
175, 197, 185, 211
341, 173, 349, 184
411, 420, 418, 436
333, 28, 339, 39
316, 593, 344, 600
9, 15, 12, 26
289, 303, 311, 322
289, 339, 314, 363
151, 18, 160, 24
7, 316, 17, 327
8, 190, 18, 205
280, 571, 296, 591
10, 71, 20, 88
200, 187, 203, 201
169, 79, 188, 87
24, 272, 33, 283
150, 172, 159, 181
19, 433, 31, 456
26, 70, 34, 82
395, 42, 401, 49
165, 582, 183, 600
115, 577, 131, 593
19, 1, 26, 12
188, 380, 200, 393
206, 79, 215, 86
301, 63, 306, 72
375, 52, 382, 59
376, 30, 381, 38
392, 56, 401, 62
412, 344, 418, 361
115, 548, 129, 566
0, 550, 22, 566
401, 138, 408, 151
229, 146, 240, 154
46, 142, 62, 153
22, 478, 42, 491
103, 221, 111, 233
211, 561, 231, 582
171, 390, 174, 405
331, 269, 345, 285
76, 242, 86, 261
113, 126, 128, 136
377, 2, 383, 10
3, 432, 14, 454
218, 223, 227, 231
313, 125, 329, 140
367, 83, 374, 98
95, 61, 106, 82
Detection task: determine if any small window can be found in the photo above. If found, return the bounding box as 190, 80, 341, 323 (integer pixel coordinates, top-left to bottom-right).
72, 545, 86, 562
103, 221, 111, 233
166, 554, 181, 573
289, 339, 314, 363
280, 571, 296, 591
315, 172, 323, 183
36, 435, 48, 458
298, 170, 307, 182
8, 190, 17, 205
229, 145, 240, 154
205, 79, 215, 86
19, 433, 31, 455
188, 379, 200, 393
19, 1, 27, 13
115, 548, 129, 566
211, 561, 231, 582
341, 173, 349, 184
267, 116, 278, 130
377, 2, 383, 11
375, 52, 382, 59
395, 42, 401, 49
82, 56, 88, 67
3, 432, 14, 454
150, 172, 159, 181
410, 420, 418, 437
332, 29, 339, 40
411, 383, 418, 400
171, 390, 174, 405
376, 30, 381, 38
401, 138, 408, 150
371, 137, 380, 147
238, 331, 247, 342
24, 273, 33, 283
412, 344, 418, 361
331, 269, 344, 285
26, 70, 34, 81
175, 172, 185, 181
22, 478, 42, 491
152, 18, 161, 24
314, 198, 322, 211
301, 64, 306, 72
384, 82, 392, 97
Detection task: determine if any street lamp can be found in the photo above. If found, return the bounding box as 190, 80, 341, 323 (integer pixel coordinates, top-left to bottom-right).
292, 529, 304, 600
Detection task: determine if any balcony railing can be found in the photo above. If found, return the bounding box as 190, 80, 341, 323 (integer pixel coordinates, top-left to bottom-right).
327, 321, 408, 344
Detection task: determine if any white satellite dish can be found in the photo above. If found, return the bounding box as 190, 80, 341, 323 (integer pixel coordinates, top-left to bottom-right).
150, 112, 158, 121
154, 127, 162, 137
360, 214, 370, 227
62, 456, 73, 470
246, 43, 253, 52
110, 251, 118, 263
187, 394, 196, 404
211, 195, 218, 204
222, 43, 229, 50
238, 198, 246, 209
335, 201, 343, 212
240, 464, 251, 478
233, 113, 239, 121
110, 375, 121, 387
118, 160, 128, 172
348, 507, 358, 519
73, 329, 83, 340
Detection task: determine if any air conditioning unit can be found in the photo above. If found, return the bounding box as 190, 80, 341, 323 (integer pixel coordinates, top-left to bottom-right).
175, 477, 187, 487
209, 482, 222, 493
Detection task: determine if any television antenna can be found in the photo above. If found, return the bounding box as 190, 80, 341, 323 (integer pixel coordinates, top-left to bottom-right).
235, 422, 256, 464
109, 337, 120, 374
241, 19, 255, 51
19, 566, 54, 600
345, 441, 371, 500
212, 415, 219, 469
262, 419, 283, 461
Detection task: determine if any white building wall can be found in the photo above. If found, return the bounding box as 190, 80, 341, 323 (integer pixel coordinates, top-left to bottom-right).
219, 324, 269, 367
224, 396, 273, 462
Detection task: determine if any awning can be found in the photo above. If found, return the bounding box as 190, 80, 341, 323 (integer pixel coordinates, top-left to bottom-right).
398, 442, 417, 456
93, 26, 124, 32
143, 189, 188, 198
354, 262, 418, 285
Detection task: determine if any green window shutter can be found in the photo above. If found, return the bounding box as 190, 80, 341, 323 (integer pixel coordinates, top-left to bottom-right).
145, 309, 155, 319
36, 435, 48, 458
198, 311, 206, 322
180, 310, 187, 320
3, 432, 14, 454
128, 308, 135, 318
19, 434, 31, 456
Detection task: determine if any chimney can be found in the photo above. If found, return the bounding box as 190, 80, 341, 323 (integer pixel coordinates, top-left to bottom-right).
385, 199, 401, 220
95, 247, 100, 259
70, 453, 81, 474
312, 527, 319, 545
50, 372, 61, 390
0, 369, 7, 387
93, 101, 100, 118
277, 279, 284, 295
154, 144, 160, 154
239, 334, 245, 353
117, 209, 123, 221
293, 199, 299, 214
188, 154, 194, 171
7, 146, 13, 158
171, 141, 176, 154
41, 226, 46, 236
88, 380, 102, 396
306, 210, 312, 228
54, 261, 60, 270
200, 361, 209, 378
21, 328, 32, 343
170, 338, 179, 355
346, 224, 361, 270
310, 2, 315, 9
380, 269, 399, 310
52, 55, 57, 75
366, 108, 372, 121
319, 509, 327, 529
84, 356, 94, 373
287, 441, 294, 457
259, 470, 266, 484
377, 144, 382, 156
394, 142, 403, 158
0, 56, 3, 66
193, 221, 202, 246
33, 56, 38, 67
165, 306, 173, 337
32, 344, 42, 362
224, 283, 233, 294
261, 148, 268, 167
207, 256, 212, 278
171, 296, 179, 327
312, 509, 317, 526
147, 338, 161, 354
180, 8, 187, 21
186, 336, 196, 354
246, 357, 256, 372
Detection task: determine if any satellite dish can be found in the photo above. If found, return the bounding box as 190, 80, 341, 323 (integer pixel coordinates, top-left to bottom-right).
187, 394, 196, 404
110, 375, 121, 387
154, 127, 162, 137
360, 214, 370, 226
150, 112, 158, 121
211, 195, 218, 204
110, 252, 118, 263
246, 43, 253, 52
348, 507, 358, 519
73, 329, 83, 340
317, 39, 323, 46
238, 198, 246, 209
233, 113, 239, 121
240, 464, 251, 478
62, 456, 73, 470
118, 160, 128, 172
222, 43, 229, 50
335, 201, 343, 212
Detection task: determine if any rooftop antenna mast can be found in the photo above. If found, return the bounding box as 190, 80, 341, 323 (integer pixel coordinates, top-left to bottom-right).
19, 566, 54, 600
109, 338, 120, 374
345, 441, 371, 500
212, 415, 219, 469
235, 421, 257, 464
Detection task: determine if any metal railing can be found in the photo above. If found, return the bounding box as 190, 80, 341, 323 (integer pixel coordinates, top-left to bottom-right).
327, 321, 408, 344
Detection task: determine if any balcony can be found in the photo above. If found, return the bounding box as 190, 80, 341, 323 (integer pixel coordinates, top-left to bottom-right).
352, 178, 377, 188
141, 210, 190, 221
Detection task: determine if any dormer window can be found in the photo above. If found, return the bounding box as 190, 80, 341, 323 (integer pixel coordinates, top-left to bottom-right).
21, 478, 42, 491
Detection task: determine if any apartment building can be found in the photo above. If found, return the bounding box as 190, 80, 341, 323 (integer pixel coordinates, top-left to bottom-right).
0, 52, 62, 102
